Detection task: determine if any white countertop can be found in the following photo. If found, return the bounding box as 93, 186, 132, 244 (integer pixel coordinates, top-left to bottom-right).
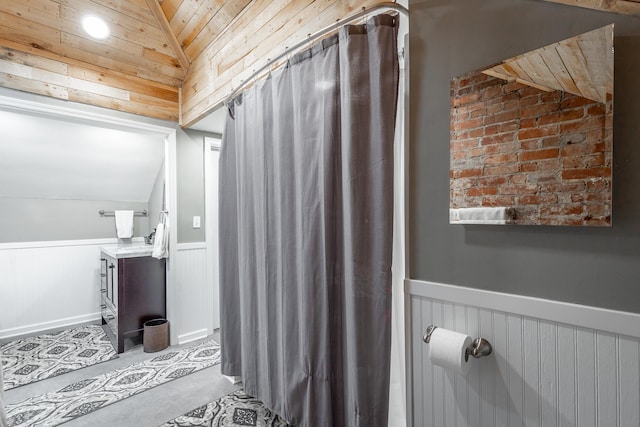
100, 243, 154, 259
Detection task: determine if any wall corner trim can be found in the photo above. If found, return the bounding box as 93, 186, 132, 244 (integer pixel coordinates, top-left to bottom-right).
406, 279, 640, 339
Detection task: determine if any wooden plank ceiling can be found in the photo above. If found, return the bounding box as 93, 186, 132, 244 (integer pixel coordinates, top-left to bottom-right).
483, 24, 614, 104
542, 0, 640, 16
0, 1, 635, 125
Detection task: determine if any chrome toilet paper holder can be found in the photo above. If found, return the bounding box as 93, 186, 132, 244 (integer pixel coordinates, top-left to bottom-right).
423, 325, 492, 361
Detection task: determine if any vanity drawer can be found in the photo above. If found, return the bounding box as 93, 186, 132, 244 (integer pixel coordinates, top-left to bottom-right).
101, 299, 118, 337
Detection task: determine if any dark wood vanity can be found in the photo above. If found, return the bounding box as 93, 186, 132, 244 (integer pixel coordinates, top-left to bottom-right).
100, 246, 166, 353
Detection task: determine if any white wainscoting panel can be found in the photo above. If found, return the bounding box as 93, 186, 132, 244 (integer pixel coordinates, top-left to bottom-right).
175, 243, 212, 344
0, 238, 135, 340
407, 280, 640, 427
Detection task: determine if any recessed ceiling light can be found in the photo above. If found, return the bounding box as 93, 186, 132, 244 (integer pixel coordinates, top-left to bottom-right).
82, 16, 110, 40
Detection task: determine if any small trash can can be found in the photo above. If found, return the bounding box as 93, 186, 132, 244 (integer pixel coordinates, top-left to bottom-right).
143, 319, 169, 353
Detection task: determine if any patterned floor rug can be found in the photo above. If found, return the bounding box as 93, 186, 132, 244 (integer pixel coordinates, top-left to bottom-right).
1, 325, 117, 390
5, 339, 221, 427
161, 390, 292, 427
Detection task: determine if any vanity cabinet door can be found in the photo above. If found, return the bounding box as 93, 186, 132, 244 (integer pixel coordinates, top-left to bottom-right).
119, 257, 166, 337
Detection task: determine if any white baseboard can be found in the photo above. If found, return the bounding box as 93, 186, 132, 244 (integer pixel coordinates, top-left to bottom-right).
223, 375, 242, 385
177, 328, 209, 345
0, 312, 101, 342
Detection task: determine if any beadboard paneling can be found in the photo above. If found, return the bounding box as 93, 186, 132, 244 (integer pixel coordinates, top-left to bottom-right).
175, 244, 211, 344
0, 239, 131, 339
408, 283, 640, 427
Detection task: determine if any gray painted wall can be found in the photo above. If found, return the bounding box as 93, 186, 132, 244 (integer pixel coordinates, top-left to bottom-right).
0, 198, 150, 242
176, 128, 222, 243
0, 87, 174, 244
409, 0, 640, 313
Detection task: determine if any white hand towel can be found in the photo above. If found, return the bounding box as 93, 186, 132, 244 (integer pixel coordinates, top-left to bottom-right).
450, 207, 515, 225
115, 210, 134, 238
152, 222, 169, 259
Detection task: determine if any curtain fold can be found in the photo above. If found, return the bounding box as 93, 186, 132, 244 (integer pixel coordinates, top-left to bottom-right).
219, 15, 399, 427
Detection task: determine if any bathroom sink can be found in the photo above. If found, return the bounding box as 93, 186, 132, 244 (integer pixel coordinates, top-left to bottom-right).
100, 244, 154, 259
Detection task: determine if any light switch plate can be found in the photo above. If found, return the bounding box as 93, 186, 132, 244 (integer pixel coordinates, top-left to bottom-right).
193, 216, 201, 228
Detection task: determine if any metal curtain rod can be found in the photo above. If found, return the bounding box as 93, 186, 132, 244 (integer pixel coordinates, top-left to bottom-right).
224, 2, 409, 106
99, 210, 148, 217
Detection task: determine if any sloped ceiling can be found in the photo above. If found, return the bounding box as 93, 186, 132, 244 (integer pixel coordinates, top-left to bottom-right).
0, 1, 636, 126
0, 108, 165, 202
0, 0, 402, 126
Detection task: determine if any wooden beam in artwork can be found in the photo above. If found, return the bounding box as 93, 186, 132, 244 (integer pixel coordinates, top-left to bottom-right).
542, 0, 640, 16
482, 69, 554, 92
482, 24, 613, 104
144, 0, 191, 70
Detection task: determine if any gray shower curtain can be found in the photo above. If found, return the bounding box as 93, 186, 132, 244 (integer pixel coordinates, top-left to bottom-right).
219, 15, 399, 427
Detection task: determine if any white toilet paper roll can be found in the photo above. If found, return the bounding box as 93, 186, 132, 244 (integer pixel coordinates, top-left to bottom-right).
429, 328, 473, 375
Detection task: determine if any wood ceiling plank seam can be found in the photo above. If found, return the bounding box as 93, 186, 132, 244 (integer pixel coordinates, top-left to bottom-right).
581, 26, 613, 90
0, 9, 62, 47
59, 20, 176, 61
142, 45, 185, 70
61, 31, 186, 80
512, 77, 553, 92
67, 88, 178, 121
6, 0, 61, 16
184, 0, 284, 60
168, 0, 201, 38
485, 64, 512, 78
59, 2, 165, 40
506, 58, 538, 85
134, 68, 183, 87
160, 0, 181, 22
144, 0, 190, 70
539, 45, 581, 94
0, 45, 68, 75
0, 37, 181, 90
183, 0, 386, 124
575, 33, 609, 103
176, 0, 225, 50
67, 65, 179, 101
130, 91, 179, 109
60, 2, 176, 57
567, 36, 603, 102
0, 0, 61, 26
555, 39, 597, 102
0, 72, 70, 99
59, 26, 145, 58
183, 0, 253, 59
2, 58, 132, 100
83, 0, 159, 27
521, 51, 564, 92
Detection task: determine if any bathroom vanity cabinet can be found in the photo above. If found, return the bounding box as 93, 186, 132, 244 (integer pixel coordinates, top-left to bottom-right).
100, 246, 166, 353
